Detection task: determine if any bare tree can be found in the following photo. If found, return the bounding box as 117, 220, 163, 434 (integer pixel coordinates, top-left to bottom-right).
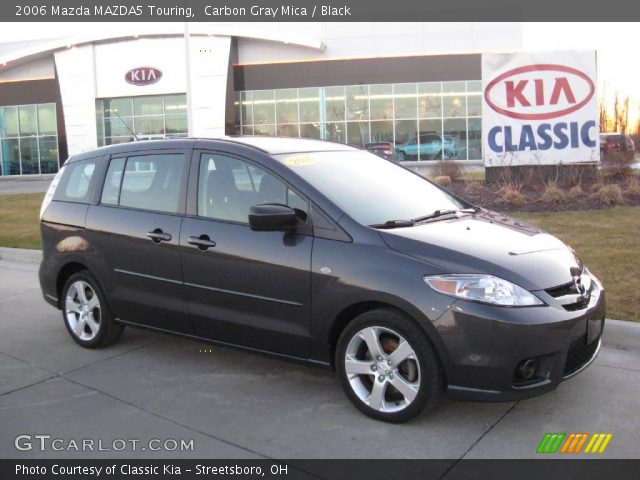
599, 88, 610, 132
612, 92, 620, 132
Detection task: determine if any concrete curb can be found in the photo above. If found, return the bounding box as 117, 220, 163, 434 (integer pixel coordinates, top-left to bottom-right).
0, 247, 42, 264
602, 319, 640, 350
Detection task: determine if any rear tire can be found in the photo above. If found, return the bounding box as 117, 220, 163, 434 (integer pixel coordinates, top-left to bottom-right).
61, 271, 124, 348
336, 308, 444, 422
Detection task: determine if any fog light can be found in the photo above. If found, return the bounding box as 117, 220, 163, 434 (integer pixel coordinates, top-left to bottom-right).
516, 358, 537, 380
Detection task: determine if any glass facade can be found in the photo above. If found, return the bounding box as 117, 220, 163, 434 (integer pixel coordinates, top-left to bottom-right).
0, 103, 59, 175
235, 81, 482, 161
96, 94, 188, 146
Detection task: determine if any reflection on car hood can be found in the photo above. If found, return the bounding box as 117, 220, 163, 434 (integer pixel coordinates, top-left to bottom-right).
378, 210, 581, 291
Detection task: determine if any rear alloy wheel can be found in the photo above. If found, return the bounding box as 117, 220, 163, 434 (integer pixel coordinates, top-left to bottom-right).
62, 271, 124, 348
337, 309, 443, 422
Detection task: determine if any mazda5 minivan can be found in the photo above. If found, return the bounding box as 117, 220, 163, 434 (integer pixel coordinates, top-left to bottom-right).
39, 137, 605, 422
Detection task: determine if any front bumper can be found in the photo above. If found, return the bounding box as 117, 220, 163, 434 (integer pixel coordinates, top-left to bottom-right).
436, 278, 605, 402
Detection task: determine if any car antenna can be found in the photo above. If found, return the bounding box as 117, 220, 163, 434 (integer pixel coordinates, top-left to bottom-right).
107, 108, 140, 141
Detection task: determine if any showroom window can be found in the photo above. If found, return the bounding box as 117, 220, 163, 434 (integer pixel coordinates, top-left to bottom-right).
96, 94, 188, 146
0, 103, 59, 176
235, 81, 482, 161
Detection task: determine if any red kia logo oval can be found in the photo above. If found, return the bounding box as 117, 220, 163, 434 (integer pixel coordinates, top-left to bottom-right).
484, 64, 595, 120
125, 67, 162, 86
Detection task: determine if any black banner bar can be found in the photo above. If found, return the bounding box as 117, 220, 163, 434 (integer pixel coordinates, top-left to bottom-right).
3, 0, 640, 22
2, 460, 640, 480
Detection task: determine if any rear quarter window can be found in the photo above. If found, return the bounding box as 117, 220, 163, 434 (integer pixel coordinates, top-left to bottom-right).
53, 159, 97, 203
100, 153, 186, 214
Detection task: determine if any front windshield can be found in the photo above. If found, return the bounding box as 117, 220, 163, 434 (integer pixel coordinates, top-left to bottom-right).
275, 150, 465, 226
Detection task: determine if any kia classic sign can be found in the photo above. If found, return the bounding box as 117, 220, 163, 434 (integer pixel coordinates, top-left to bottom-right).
482, 51, 598, 166
125, 67, 162, 86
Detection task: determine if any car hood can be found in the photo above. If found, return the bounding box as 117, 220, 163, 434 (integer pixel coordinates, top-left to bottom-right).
378, 211, 581, 291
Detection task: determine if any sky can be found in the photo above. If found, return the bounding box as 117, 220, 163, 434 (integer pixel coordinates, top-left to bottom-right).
0, 22, 637, 124
523, 23, 640, 125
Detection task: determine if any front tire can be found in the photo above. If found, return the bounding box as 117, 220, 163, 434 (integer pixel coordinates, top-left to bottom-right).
61, 271, 124, 348
336, 309, 444, 422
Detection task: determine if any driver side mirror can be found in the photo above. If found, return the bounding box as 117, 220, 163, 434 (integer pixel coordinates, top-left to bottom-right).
249, 204, 298, 232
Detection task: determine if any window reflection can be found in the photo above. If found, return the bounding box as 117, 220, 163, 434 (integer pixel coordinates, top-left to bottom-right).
300, 123, 321, 139
252, 90, 275, 125
299, 88, 320, 122
96, 94, 187, 146
394, 84, 417, 119
324, 86, 345, 122
347, 122, 369, 147
418, 83, 442, 119
276, 124, 299, 137
276, 89, 298, 124
442, 81, 466, 118
0, 103, 59, 176
370, 84, 393, 120
346, 85, 369, 121
237, 80, 483, 161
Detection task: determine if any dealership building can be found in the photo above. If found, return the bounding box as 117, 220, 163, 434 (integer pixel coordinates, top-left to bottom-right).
0, 23, 524, 176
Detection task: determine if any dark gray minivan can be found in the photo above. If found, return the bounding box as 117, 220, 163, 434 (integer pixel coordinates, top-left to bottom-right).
39, 137, 605, 422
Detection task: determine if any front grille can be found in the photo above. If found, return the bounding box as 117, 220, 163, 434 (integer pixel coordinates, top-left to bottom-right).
562, 298, 590, 311
563, 334, 599, 377
546, 277, 592, 312
546, 281, 580, 298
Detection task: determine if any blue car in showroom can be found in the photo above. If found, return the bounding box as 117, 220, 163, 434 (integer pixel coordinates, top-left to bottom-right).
397, 134, 458, 160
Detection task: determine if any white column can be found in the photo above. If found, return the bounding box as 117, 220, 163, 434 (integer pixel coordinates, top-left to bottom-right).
187, 35, 232, 138
54, 45, 98, 156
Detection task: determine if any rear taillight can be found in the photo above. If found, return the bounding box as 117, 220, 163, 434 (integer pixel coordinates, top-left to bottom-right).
40, 166, 65, 219
383, 149, 392, 155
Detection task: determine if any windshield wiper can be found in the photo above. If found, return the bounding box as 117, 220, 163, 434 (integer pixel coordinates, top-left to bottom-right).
368, 219, 416, 229
411, 207, 480, 224
369, 207, 480, 229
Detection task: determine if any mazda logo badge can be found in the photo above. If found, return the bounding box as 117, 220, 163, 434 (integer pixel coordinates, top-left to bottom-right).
573, 276, 588, 298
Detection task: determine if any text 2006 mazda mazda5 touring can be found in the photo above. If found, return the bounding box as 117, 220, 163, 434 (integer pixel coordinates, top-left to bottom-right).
39, 137, 605, 422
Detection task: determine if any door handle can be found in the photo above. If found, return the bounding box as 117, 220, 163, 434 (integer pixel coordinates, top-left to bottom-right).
146, 229, 172, 243
188, 234, 217, 250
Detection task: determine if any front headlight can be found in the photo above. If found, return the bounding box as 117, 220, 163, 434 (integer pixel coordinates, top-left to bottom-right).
423, 274, 544, 307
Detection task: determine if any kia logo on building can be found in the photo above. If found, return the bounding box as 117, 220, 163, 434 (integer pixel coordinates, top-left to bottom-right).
484, 64, 595, 121
125, 67, 162, 86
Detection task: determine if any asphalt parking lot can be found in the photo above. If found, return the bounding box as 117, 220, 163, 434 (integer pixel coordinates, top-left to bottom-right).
1, 257, 639, 460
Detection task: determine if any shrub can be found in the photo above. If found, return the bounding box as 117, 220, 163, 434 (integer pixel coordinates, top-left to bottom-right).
591, 184, 624, 206
589, 183, 604, 193
434, 160, 462, 182
434, 175, 452, 186
541, 182, 566, 204
464, 181, 485, 194
568, 184, 583, 198
626, 176, 640, 199
499, 184, 527, 206
601, 151, 634, 179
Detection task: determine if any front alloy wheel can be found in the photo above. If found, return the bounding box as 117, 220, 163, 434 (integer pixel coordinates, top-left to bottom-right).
337, 309, 443, 422
345, 326, 421, 413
